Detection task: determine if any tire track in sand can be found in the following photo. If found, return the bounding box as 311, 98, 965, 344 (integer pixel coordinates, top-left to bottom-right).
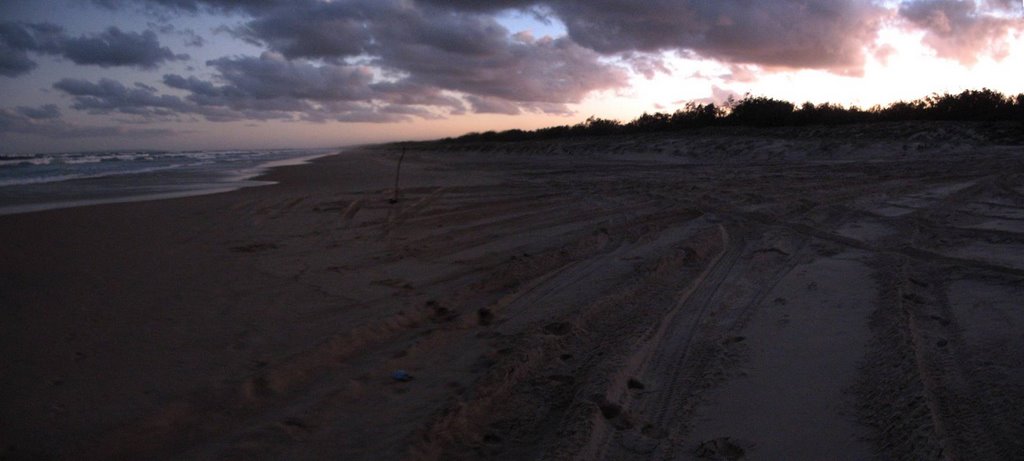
571, 223, 742, 460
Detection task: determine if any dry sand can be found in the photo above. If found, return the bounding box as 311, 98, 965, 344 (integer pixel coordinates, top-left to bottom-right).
2, 121, 1023, 460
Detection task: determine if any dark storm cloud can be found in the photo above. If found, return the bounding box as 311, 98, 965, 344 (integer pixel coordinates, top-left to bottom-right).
52, 54, 437, 124
0, 22, 62, 76
54, 0, 617, 124
237, 2, 373, 59
383, 0, 887, 71
93, 0, 1024, 73
899, 0, 1022, 64
56, 75, 303, 121
15, 104, 60, 119
206, 53, 375, 101
0, 44, 38, 77
92, 0, 278, 14
115, 0, 626, 109
161, 73, 217, 95
54, 77, 192, 116
0, 105, 175, 137
145, 0, 887, 107
163, 54, 396, 120
0, 22, 185, 76
414, 0, 540, 12
230, 1, 628, 106
59, 27, 187, 68
546, 0, 888, 72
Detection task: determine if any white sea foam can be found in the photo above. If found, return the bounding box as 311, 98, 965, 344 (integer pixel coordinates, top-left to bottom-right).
0, 148, 340, 215
0, 157, 52, 166
64, 155, 105, 164
0, 164, 186, 187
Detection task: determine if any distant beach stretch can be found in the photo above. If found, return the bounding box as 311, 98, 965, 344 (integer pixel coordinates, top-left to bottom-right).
0, 149, 336, 215
2, 122, 1023, 459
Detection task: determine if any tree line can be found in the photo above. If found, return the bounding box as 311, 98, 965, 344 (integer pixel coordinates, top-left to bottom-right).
445, 88, 1024, 143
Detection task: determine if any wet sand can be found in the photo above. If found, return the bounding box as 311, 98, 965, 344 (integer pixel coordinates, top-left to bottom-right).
2, 121, 1023, 459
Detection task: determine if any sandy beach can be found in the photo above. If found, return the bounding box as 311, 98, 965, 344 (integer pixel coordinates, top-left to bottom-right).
2, 121, 1024, 460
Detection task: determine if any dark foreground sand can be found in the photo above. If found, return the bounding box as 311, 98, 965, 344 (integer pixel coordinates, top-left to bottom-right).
2, 122, 1024, 460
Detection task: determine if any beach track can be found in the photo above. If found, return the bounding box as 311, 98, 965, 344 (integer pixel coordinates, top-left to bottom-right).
2, 123, 1023, 460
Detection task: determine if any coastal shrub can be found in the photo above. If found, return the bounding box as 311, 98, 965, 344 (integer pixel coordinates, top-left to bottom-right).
622, 104, 723, 132
877, 100, 928, 121
726, 96, 794, 126
576, 116, 622, 135
925, 88, 1012, 121
443, 88, 1024, 143
671, 102, 722, 128
629, 112, 672, 131
792, 102, 871, 125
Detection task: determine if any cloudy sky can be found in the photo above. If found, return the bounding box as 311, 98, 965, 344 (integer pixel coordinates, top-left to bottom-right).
1, 0, 1022, 154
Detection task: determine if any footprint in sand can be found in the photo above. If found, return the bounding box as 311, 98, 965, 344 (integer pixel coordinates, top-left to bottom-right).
371, 279, 414, 290
542, 322, 572, 336
231, 242, 281, 253
477, 308, 495, 325
695, 437, 747, 460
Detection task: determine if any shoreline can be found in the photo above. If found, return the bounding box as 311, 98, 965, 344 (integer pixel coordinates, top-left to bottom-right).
0, 149, 342, 217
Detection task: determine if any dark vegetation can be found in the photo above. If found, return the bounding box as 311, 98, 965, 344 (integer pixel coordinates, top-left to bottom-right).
444, 89, 1024, 143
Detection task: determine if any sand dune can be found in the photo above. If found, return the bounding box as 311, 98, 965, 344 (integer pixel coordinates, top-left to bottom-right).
2, 122, 1023, 459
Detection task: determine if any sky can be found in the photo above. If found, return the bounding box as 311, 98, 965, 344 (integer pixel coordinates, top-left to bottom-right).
0, 0, 1022, 154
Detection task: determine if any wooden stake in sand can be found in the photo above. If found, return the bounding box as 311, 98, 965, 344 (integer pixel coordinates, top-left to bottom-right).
389, 147, 405, 204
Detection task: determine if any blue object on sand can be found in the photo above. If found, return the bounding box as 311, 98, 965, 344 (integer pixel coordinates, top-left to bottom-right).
391, 370, 413, 382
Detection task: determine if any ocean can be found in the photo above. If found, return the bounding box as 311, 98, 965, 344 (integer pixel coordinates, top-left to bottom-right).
0, 148, 338, 215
